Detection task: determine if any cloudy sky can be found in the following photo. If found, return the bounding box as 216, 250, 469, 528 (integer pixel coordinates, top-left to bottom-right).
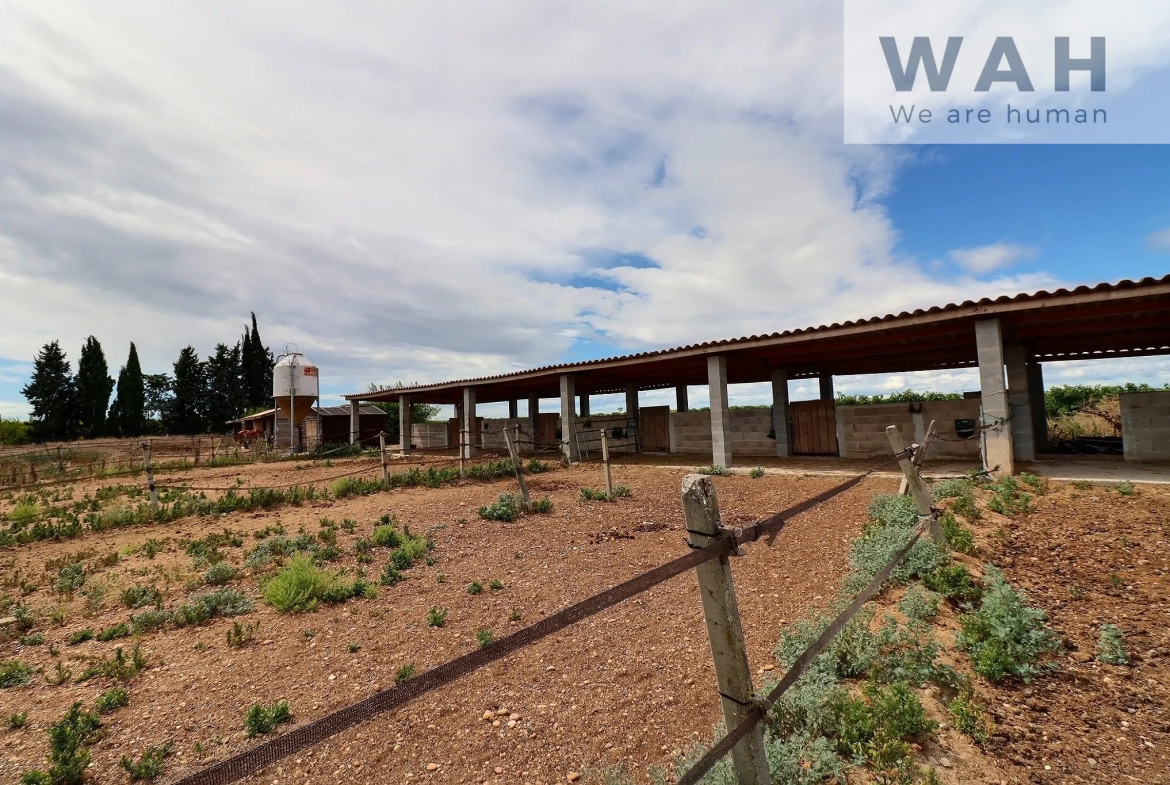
2, 1, 1168, 419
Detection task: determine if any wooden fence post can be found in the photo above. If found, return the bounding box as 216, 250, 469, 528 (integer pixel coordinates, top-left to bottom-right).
600, 428, 613, 499
379, 432, 389, 486
503, 426, 532, 511
56, 446, 64, 475
886, 424, 943, 542
680, 474, 770, 785
898, 420, 935, 496
141, 440, 159, 513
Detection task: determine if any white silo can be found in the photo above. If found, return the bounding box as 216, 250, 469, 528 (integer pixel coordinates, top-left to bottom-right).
273, 350, 319, 450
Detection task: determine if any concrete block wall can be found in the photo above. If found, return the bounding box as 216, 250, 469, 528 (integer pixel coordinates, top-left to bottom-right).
572, 414, 638, 456
478, 418, 532, 453
1120, 391, 1170, 462
837, 399, 981, 459
410, 423, 448, 449
669, 408, 775, 457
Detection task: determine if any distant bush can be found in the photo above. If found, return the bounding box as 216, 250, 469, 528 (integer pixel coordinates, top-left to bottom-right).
897, 585, 939, 621
696, 465, 731, 476
922, 563, 982, 607
0, 417, 31, 446
931, 478, 972, 500
96, 623, 130, 642
939, 511, 976, 555
836, 390, 962, 406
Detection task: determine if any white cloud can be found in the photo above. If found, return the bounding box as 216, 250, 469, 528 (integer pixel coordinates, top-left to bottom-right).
1146, 228, 1170, 251
948, 243, 1038, 274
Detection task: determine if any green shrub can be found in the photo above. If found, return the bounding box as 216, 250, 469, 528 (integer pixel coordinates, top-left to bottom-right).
96, 623, 130, 642
395, 663, 416, 684
121, 584, 162, 609
524, 458, 550, 474
750, 467, 765, 479
467, 581, 483, 595
775, 605, 879, 679
870, 617, 957, 689
950, 490, 980, 520
262, 554, 364, 613
1097, 623, 1129, 665
244, 700, 291, 736
173, 588, 254, 626
865, 680, 937, 740
120, 742, 172, 780
478, 493, 521, 522
986, 476, 1031, 517
67, 629, 94, 646
380, 563, 403, 586
55, 563, 85, 594
131, 609, 173, 635
203, 562, 237, 586
476, 629, 494, 649
426, 606, 447, 627
1, 659, 34, 688
867, 495, 919, 529
19, 633, 44, 646
939, 511, 976, 554
226, 620, 258, 649
847, 526, 950, 589
1115, 480, 1135, 496
531, 497, 553, 513
95, 687, 130, 713
371, 524, 402, 548
696, 464, 730, 476
896, 585, 939, 621
8, 711, 28, 728
947, 684, 990, 743
45, 661, 72, 686
922, 563, 982, 606
957, 566, 1061, 682
20, 702, 101, 785
1019, 473, 1046, 493
489, 578, 504, 591
931, 478, 972, 500
579, 487, 607, 502
77, 645, 147, 682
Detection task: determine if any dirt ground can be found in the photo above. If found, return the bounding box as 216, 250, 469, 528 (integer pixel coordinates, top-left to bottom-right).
1, 454, 1168, 785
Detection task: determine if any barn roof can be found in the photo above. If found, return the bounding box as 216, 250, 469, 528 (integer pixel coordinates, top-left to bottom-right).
347, 275, 1170, 405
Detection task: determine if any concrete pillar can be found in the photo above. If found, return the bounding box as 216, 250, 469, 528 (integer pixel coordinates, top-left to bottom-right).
461, 387, 477, 459
398, 395, 412, 454
1028, 362, 1048, 453
508, 399, 519, 419
1004, 346, 1036, 463
579, 393, 590, 417
527, 394, 539, 445
676, 385, 689, 413
625, 382, 640, 425
708, 356, 732, 468
975, 319, 1014, 476
349, 399, 360, 445
818, 374, 834, 401
770, 369, 792, 458
560, 374, 577, 462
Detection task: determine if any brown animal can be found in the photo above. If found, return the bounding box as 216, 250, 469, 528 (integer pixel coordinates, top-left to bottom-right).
234, 429, 263, 446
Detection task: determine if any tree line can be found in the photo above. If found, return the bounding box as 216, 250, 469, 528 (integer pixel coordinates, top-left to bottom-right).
17, 314, 276, 442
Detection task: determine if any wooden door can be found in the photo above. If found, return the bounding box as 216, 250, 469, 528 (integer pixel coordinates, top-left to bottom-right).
447, 417, 484, 448
791, 400, 839, 455
640, 406, 670, 451
537, 413, 560, 446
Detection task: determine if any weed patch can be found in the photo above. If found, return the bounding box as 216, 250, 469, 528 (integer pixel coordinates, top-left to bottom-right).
120, 742, 172, 781
95, 687, 129, 713
262, 554, 368, 613
1, 659, 34, 688
479, 493, 521, 521
244, 701, 291, 736
957, 566, 1061, 682
1097, 623, 1128, 665
19, 702, 101, 785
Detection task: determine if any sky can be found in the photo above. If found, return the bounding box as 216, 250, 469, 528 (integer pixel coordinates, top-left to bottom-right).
1, 2, 1167, 421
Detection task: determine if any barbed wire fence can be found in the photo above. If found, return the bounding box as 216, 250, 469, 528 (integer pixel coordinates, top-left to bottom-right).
163, 423, 943, 785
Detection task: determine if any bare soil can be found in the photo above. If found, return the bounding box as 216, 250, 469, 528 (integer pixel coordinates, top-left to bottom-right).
1, 457, 1167, 785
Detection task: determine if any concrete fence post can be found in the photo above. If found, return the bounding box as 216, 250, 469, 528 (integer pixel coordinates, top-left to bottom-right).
681, 474, 769, 785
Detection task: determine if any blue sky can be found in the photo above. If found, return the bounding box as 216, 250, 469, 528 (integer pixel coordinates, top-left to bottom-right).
0, 4, 1167, 422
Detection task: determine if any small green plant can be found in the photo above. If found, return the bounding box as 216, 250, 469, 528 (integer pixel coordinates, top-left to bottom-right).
957, 566, 1062, 682
478, 493, 521, 522
244, 701, 291, 736
696, 464, 731, 476
95, 687, 130, 713
120, 742, 173, 780
141, 539, 165, 559
467, 581, 483, 595
1097, 624, 1129, 665
19, 632, 45, 646
121, 584, 162, 609
226, 620, 258, 649
531, 497, 553, 513
524, 458, 550, 474
579, 487, 607, 502
0, 659, 34, 688
749, 467, 765, 479
45, 661, 72, 686
896, 585, 939, 621
947, 683, 990, 743
203, 561, 237, 586
131, 609, 173, 635
1072, 480, 1092, 490
1018, 472, 1046, 493
55, 563, 85, 594
19, 702, 101, 785
436, 573, 446, 584
922, 563, 982, 606
949, 490, 980, 520
67, 629, 94, 646
476, 629, 494, 649
1115, 480, 1135, 496
508, 606, 522, 622
262, 553, 366, 613
1069, 584, 1086, 600
426, 606, 448, 627
371, 524, 402, 548
986, 476, 1032, 517
8, 711, 28, 728
380, 563, 403, 586
77, 645, 147, 683
348, 643, 360, 653
939, 511, 976, 555
489, 578, 504, 591
395, 663, 415, 684
96, 623, 130, 642
1108, 571, 1123, 588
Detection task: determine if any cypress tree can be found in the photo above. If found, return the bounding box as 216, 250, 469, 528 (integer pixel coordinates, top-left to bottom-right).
75, 336, 114, 438
21, 341, 77, 442
110, 343, 146, 437
166, 346, 207, 434
204, 343, 245, 431
245, 312, 273, 409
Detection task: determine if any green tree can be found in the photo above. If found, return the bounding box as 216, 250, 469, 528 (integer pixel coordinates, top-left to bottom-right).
165, 347, 206, 434
21, 341, 77, 442
242, 313, 274, 410
204, 342, 245, 432
75, 337, 115, 438
0, 417, 31, 446
109, 343, 146, 438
